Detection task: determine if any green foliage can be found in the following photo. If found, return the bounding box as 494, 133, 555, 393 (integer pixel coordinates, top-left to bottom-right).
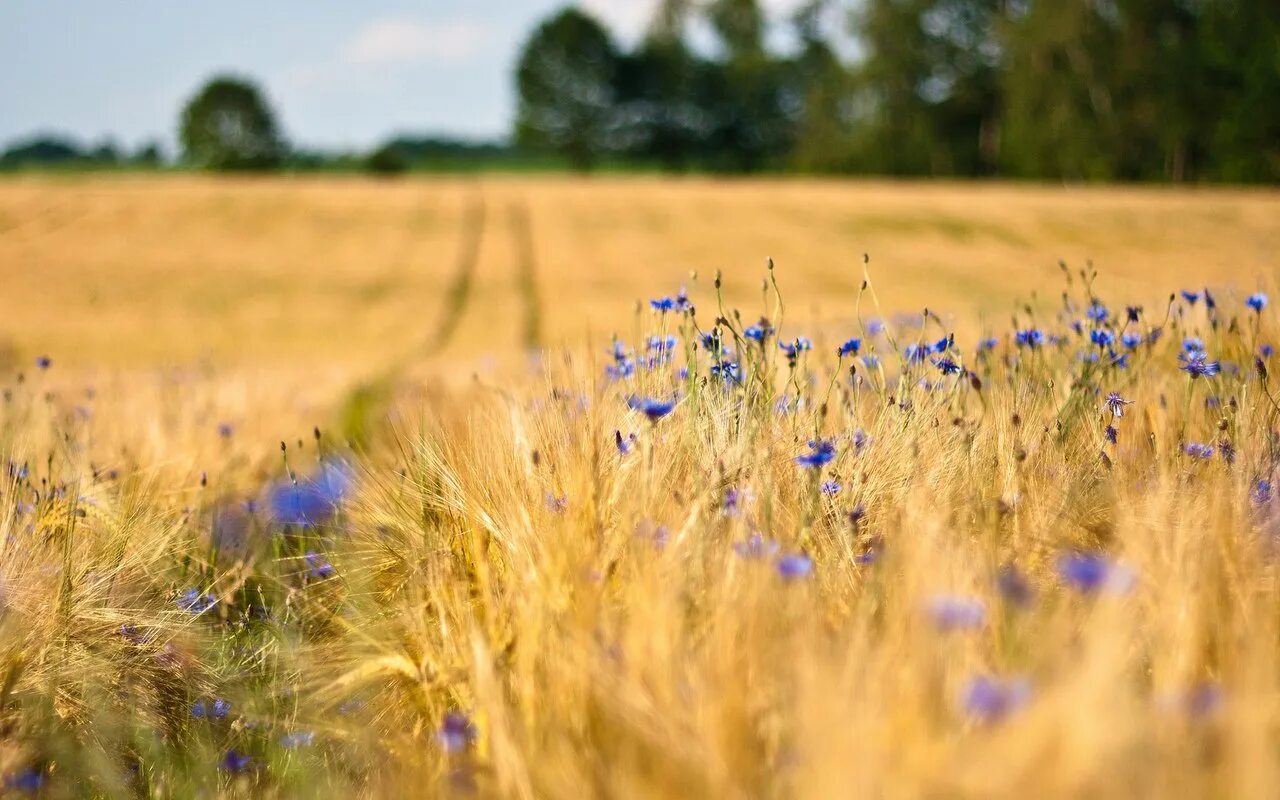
178, 76, 285, 171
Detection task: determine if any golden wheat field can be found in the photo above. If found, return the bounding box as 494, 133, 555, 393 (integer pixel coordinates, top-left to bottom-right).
0, 174, 1279, 798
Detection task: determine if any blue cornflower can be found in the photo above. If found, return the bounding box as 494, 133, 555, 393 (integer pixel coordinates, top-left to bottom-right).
1090, 329, 1115, 348
779, 337, 813, 358
614, 430, 635, 456
649, 297, 676, 312
1179, 352, 1221, 378
861, 354, 880, 369
1103, 392, 1132, 418
795, 439, 837, 469
1204, 288, 1217, 310
627, 395, 677, 422
1252, 479, 1273, 506
3, 769, 44, 792
744, 323, 773, 343
646, 335, 678, 353
1183, 682, 1225, 719
35, 356, 51, 370
978, 336, 999, 351
1079, 351, 1100, 364
267, 460, 353, 528
606, 359, 636, 380
1126, 305, 1143, 322
996, 564, 1034, 608
177, 588, 216, 614
820, 480, 842, 496
1121, 331, 1142, 349
962, 676, 1033, 723
1261, 344, 1275, 358
1182, 336, 1205, 353
933, 357, 961, 375
220, 750, 252, 774
1181, 290, 1201, 305
438, 712, 477, 754
192, 698, 231, 719
852, 429, 870, 452
305, 551, 336, 579
1105, 425, 1118, 444
281, 731, 315, 749
1071, 319, 1085, 335
904, 343, 928, 363
837, 338, 862, 357
776, 554, 813, 580
931, 335, 951, 354
1110, 350, 1130, 369
1086, 303, 1109, 323
1183, 442, 1215, 459
867, 319, 885, 336
733, 533, 780, 559
710, 360, 742, 384
723, 487, 745, 516
926, 595, 987, 631
1014, 329, 1045, 349
217, 422, 234, 438
1057, 553, 1136, 593
1247, 292, 1268, 312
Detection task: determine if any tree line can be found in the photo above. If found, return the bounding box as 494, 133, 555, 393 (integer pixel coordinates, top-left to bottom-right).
515, 0, 1279, 181
4, 0, 1276, 181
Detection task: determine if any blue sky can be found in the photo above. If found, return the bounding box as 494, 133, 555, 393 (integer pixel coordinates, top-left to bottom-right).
1, 0, 815, 153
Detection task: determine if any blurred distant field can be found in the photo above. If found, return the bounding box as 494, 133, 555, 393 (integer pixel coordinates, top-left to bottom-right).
1, 175, 1277, 377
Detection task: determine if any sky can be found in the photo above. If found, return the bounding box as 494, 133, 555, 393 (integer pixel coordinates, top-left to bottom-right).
0, 0, 815, 154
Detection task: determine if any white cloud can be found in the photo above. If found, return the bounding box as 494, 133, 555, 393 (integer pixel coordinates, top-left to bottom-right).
340, 17, 485, 66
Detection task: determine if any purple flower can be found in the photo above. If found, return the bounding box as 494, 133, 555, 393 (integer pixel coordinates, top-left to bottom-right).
305, 551, 336, 579
627, 395, 677, 422
1103, 392, 1132, 418
776, 554, 813, 580
1090, 329, 1115, 348
978, 336, 999, 351
650, 297, 676, 312
819, 480, 842, 496
192, 698, 231, 719
177, 588, 216, 614
614, 430, 636, 456
35, 356, 51, 370
1246, 292, 1268, 313
1057, 553, 1135, 593
1179, 352, 1221, 378
1105, 425, 1118, 444
438, 712, 477, 753
267, 460, 354, 528
220, 750, 252, 773
932, 357, 961, 375
996, 564, 1034, 608
1121, 332, 1142, 349
962, 676, 1033, 723
1252, 479, 1273, 506
1086, 303, 1109, 323
4, 770, 44, 793
926, 595, 987, 631
837, 338, 862, 357
1015, 329, 1044, 349
217, 422, 234, 438
733, 534, 780, 560
744, 323, 772, 343
1183, 442, 1215, 460
281, 731, 315, 748
1181, 290, 1201, 306
795, 439, 837, 469
779, 337, 813, 359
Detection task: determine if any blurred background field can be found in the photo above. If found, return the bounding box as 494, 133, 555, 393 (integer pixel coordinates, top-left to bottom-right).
3, 174, 1278, 380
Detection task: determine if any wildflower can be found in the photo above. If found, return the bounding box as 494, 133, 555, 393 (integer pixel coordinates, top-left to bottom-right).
723, 487, 745, 515
1105, 425, 1119, 444
627, 395, 677, 422
931, 335, 952, 354
779, 337, 813, 359
1182, 336, 1205, 353
1252, 479, 1273, 506
1179, 352, 1221, 379
861, 354, 880, 370
962, 676, 1033, 723
614, 430, 635, 455
281, 731, 315, 748
1183, 682, 1225, 719
1183, 442, 1215, 460
304, 551, 336, 579
649, 297, 676, 312
1014, 329, 1045, 349
733, 533, 780, 559
1057, 553, 1135, 593
1086, 302, 1109, 323
867, 319, 884, 336
837, 338, 862, 357
192, 699, 231, 719
438, 712, 478, 753
217, 422, 234, 438
1126, 305, 1143, 322
1103, 392, 1132, 418
933, 357, 961, 375
1181, 290, 1201, 305
605, 359, 636, 381
710, 360, 742, 384
177, 588, 216, 614
852, 429, 871, 452
996, 564, 1034, 608
1110, 351, 1130, 369
744, 322, 773, 343
267, 460, 354, 528
35, 356, 51, 370
646, 335, 678, 353
820, 480, 842, 496
700, 330, 721, 351
1261, 344, 1275, 359
776, 554, 814, 580
927, 595, 986, 631
795, 439, 837, 469
904, 343, 928, 363
1090, 329, 1115, 348
1121, 331, 1142, 349
4, 770, 44, 792
220, 750, 252, 773
1246, 292, 1268, 312
978, 336, 999, 351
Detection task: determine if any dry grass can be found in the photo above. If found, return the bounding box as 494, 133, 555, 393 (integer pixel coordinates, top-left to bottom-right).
0, 175, 1277, 797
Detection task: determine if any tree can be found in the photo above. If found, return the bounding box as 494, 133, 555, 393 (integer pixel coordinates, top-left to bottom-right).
179, 76, 285, 170
515, 8, 621, 171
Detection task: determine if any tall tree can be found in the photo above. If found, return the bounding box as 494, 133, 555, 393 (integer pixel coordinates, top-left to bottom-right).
178, 76, 284, 171
515, 8, 621, 171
